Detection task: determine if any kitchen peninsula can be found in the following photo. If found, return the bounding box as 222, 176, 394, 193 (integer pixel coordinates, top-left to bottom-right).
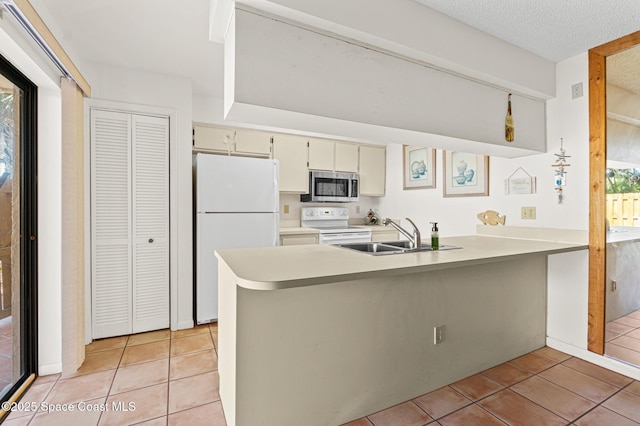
216, 231, 587, 426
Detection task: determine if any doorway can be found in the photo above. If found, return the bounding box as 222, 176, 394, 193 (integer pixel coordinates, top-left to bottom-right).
0, 54, 37, 410
596, 42, 640, 365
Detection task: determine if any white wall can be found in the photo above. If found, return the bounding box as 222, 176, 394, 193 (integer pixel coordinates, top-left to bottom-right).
239, 0, 556, 99
227, 9, 548, 158
376, 53, 590, 238
83, 63, 195, 331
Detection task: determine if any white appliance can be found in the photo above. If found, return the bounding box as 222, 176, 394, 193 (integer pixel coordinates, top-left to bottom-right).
301, 207, 371, 244
194, 154, 279, 323
301, 171, 359, 203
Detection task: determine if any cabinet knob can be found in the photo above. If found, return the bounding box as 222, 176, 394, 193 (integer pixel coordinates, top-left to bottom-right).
148, 238, 154, 243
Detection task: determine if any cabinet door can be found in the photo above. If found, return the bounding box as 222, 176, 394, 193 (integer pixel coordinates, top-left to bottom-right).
91, 110, 133, 339
371, 230, 399, 242
234, 130, 271, 156
359, 146, 386, 196
308, 138, 334, 171
335, 143, 359, 172
273, 135, 309, 193
132, 115, 170, 333
193, 125, 234, 152
280, 234, 318, 246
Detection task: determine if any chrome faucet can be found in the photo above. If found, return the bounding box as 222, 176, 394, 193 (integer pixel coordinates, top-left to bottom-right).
383, 218, 421, 249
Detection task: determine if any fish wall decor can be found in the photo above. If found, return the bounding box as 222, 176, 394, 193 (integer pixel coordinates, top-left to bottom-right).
477, 210, 506, 226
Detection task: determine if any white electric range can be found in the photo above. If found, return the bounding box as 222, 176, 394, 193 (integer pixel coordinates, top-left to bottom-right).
301, 207, 372, 244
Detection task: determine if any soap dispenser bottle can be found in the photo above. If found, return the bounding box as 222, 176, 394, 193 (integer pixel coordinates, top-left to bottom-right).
430, 222, 439, 250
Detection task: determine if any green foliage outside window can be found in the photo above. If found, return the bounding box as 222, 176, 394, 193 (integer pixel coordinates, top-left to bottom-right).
606, 168, 640, 193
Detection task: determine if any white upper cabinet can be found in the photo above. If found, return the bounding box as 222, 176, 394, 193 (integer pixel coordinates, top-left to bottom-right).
359, 146, 386, 196
193, 125, 232, 152
309, 139, 359, 173
272, 134, 309, 193
307, 138, 334, 171
193, 124, 271, 157
193, 124, 385, 194
234, 130, 272, 156
335, 143, 359, 173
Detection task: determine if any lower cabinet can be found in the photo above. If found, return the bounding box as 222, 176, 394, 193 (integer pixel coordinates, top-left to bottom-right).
280, 234, 319, 246
371, 230, 399, 242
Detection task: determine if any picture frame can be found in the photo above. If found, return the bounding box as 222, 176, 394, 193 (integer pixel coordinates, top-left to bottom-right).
443, 151, 490, 197
403, 145, 436, 190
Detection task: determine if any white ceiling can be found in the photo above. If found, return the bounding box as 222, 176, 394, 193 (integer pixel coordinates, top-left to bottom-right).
28, 0, 640, 98
608, 47, 640, 94
33, 0, 223, 96
414, 0, 640, 63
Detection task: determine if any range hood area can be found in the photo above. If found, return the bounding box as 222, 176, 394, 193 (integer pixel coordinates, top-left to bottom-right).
221, 2, 554, 158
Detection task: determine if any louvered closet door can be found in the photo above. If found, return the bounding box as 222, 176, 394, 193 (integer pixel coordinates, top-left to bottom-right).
91, 110, 132, 339
132, 115, 169, 333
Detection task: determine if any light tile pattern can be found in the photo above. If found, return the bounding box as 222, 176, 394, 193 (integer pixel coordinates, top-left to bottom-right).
607, 308, 640, 366
6, 325, 640, 425
3, 323, 222, 426
350, 347, 640, 426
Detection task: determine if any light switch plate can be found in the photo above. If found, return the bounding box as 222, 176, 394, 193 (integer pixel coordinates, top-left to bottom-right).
571, 82, 584, 99
521, 206, 536, 219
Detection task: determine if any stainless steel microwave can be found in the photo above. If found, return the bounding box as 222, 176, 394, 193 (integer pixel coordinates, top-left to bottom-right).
300, 171, 359, 203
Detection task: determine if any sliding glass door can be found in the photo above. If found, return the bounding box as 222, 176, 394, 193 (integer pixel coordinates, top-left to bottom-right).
0, 54, 37, 405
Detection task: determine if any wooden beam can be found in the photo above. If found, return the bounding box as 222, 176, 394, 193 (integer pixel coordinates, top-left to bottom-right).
588, 30, 640, 356
591, 30, 640, 57
588, 49, 606, 355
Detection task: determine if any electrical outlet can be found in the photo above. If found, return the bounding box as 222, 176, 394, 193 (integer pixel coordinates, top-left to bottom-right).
521, 206, 536, 219
434, 325, 444, 345
355, 205, 360, 214
283, 204, 290, 215
571, 82, 584, 99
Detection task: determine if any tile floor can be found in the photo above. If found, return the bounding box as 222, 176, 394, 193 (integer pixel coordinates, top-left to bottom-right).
0, 316, 13, 392
606, 309, 640, 367
347, 346, 640, 425
4, 324, 640, 425
3, 323, 224, 426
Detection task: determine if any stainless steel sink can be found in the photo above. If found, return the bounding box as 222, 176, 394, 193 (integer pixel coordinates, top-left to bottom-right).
334, 242, 405, 254
332, 241, 461, 255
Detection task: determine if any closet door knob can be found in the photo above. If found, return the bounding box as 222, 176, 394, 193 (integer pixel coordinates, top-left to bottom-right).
148, 238, 154, 243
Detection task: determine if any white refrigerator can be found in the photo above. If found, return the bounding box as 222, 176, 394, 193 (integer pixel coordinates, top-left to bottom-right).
194, 154, 279, 323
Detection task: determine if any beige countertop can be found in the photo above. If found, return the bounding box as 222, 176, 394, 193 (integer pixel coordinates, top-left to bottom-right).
607, 226, 640, 245
216, 235, 587, 291
278, 227, 319, 235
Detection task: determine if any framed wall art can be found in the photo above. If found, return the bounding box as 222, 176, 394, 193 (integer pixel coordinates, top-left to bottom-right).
403, 145, 436, 189
443, 151, 490, 197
